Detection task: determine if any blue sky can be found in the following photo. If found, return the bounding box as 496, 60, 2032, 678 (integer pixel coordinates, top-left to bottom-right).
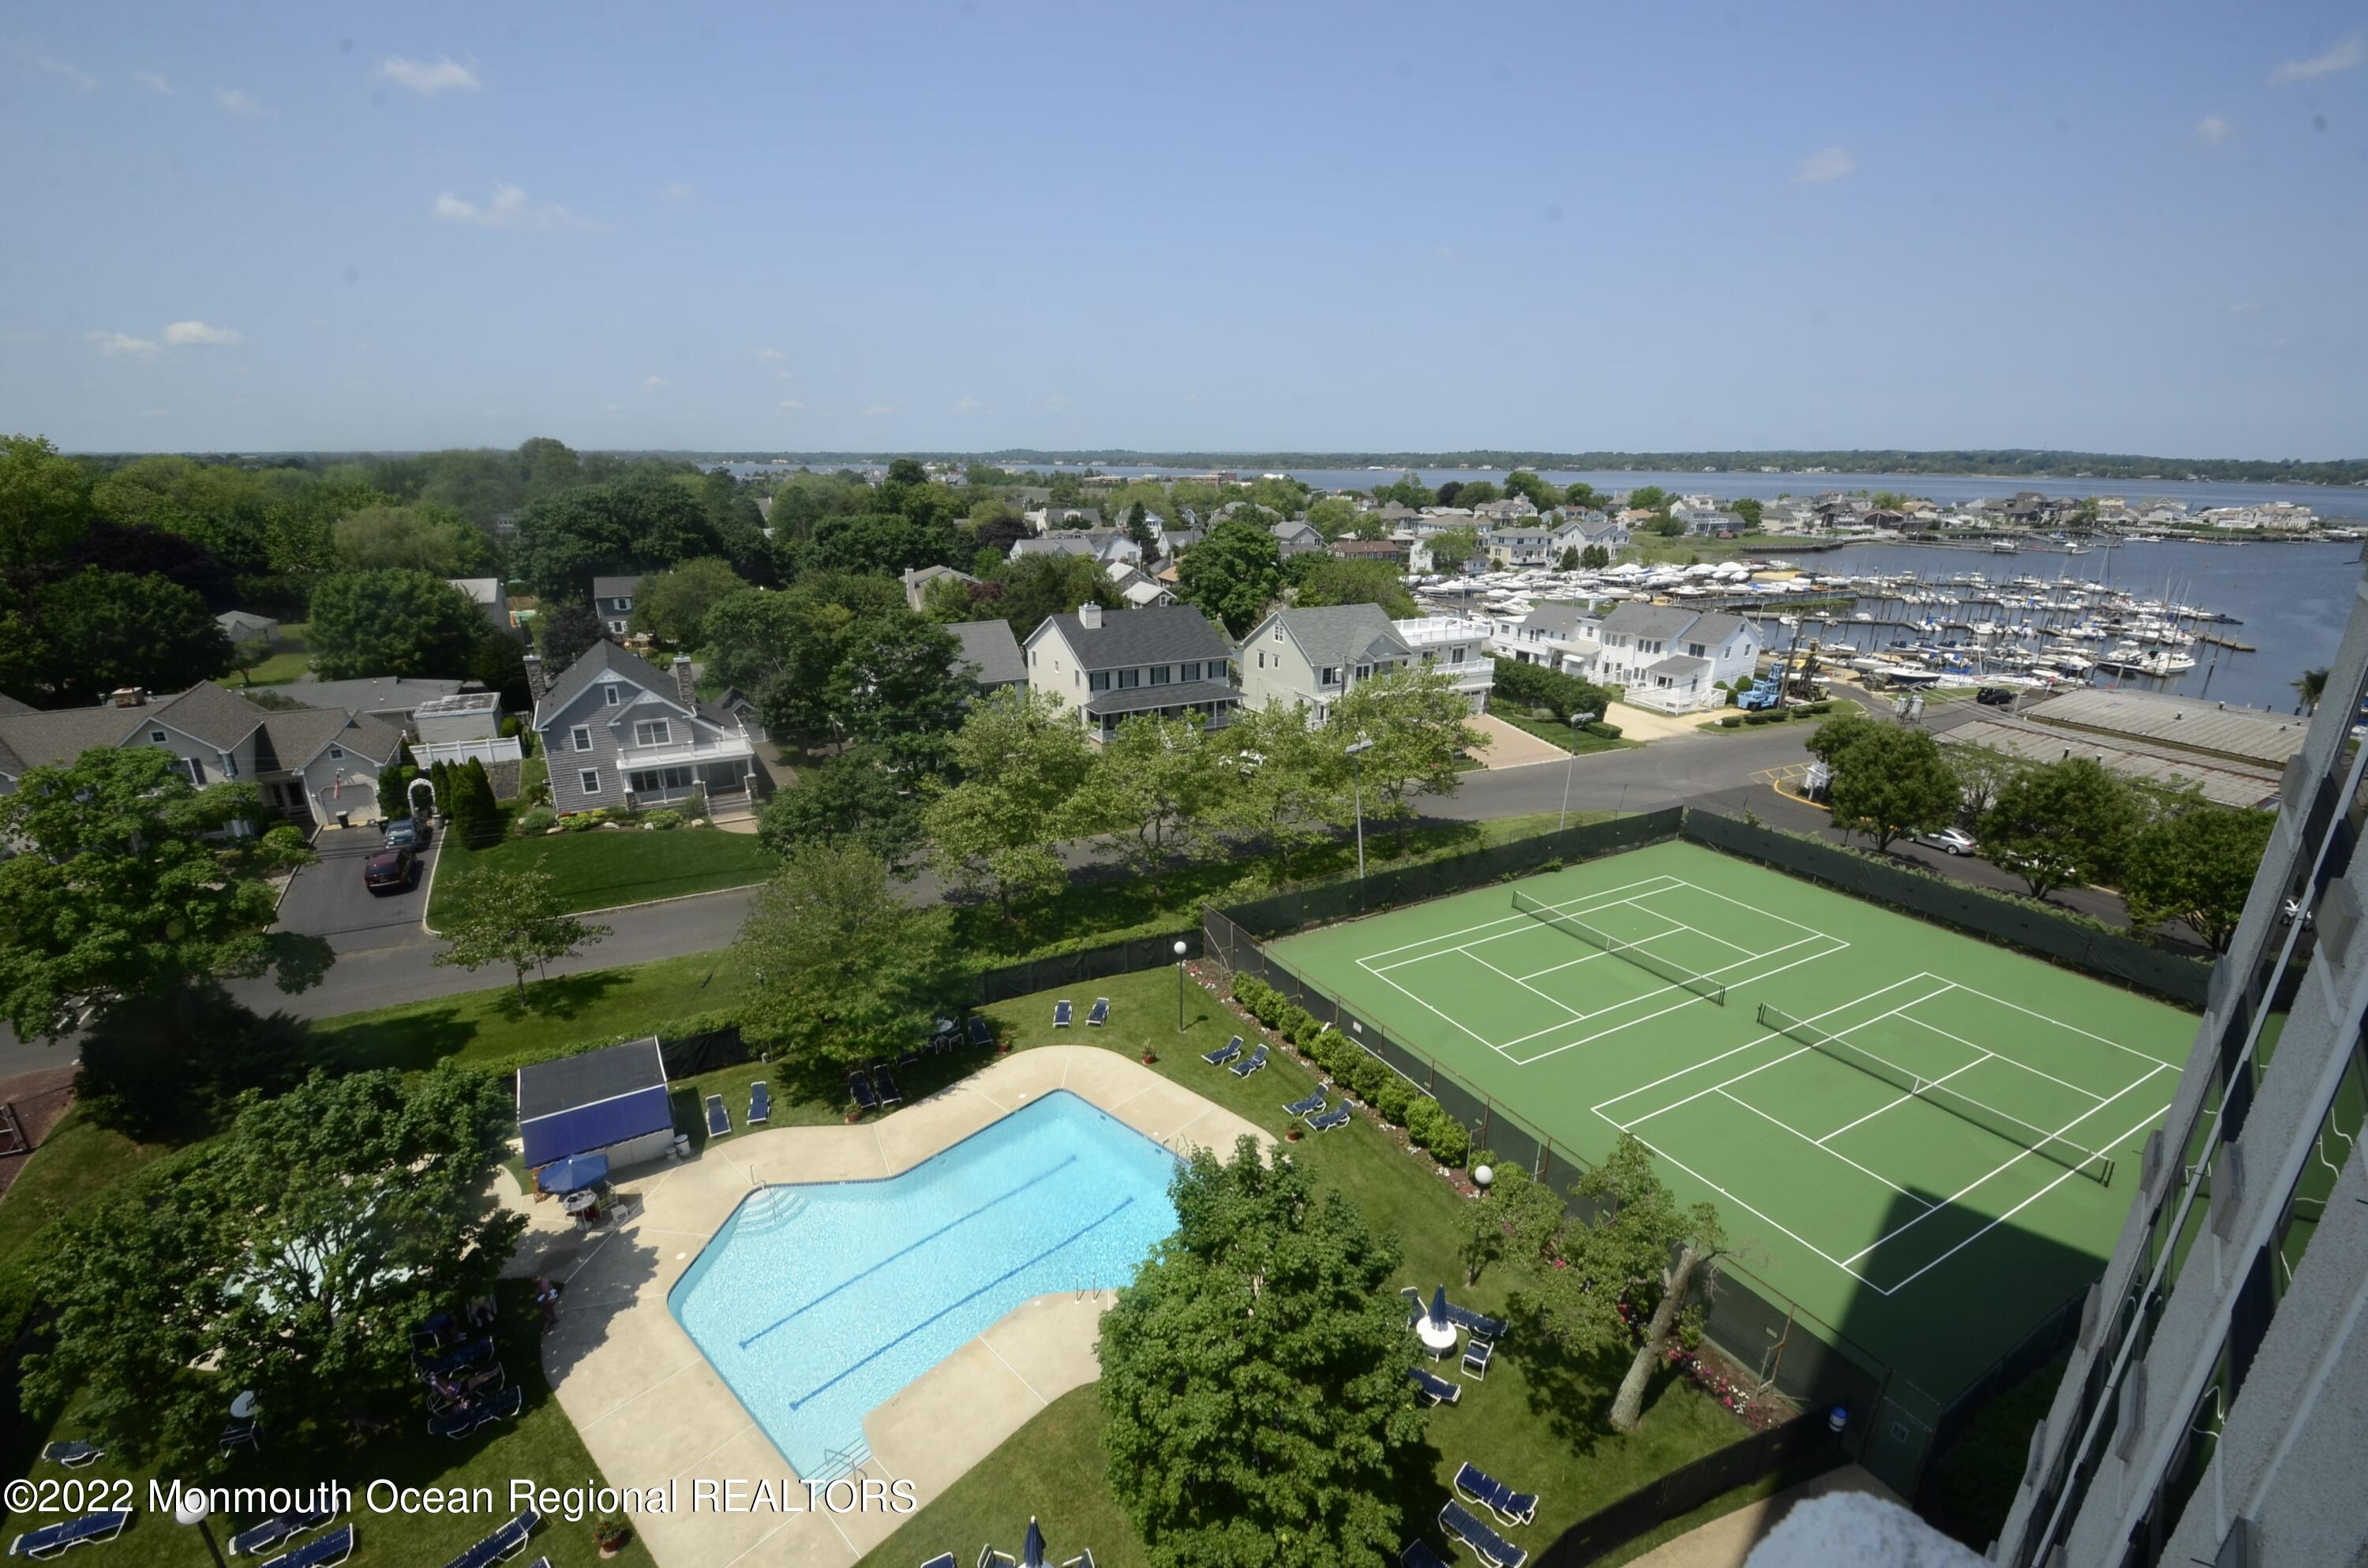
4, 2, 2362, 456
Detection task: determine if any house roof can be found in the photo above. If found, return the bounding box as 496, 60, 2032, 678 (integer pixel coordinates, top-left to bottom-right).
1083, 679, 1239, 719
591, 574, 644, 599
260, 705, 403, 771
1329, 538, 1407, 557
149, 680, 275, 749
271, 675, 468, 717
0, 684, 400, 780
1261, 604, 1413, 671
447, 578, 504, 605
1271, 518, 1320, 541
217, 610, 279, 637
946, 619, 1027, 687
0, 704, 147, 777
1647, 653, 1713, 678
901, 565, 978, 591
533, 642, 733, 731
1602, 602, 1700, 640
0, 693, 32, 717
1521, 602, 1594, 639
1032, 604, 1233, 669
1686, 613, 1754, 646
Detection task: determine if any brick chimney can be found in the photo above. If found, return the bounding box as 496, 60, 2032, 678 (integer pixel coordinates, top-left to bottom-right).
1078, 601, 1103, 631
673, 654, 698, 707
523, 653, 549, 702
109, 687, 148, 707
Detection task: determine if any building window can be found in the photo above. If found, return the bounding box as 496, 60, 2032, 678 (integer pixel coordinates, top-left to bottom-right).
1117, 668, 1141, 689
328, 746, 343, 761
1321, 666, 1342, 687
579, 769, 602, 795
1688, 642, 1707, 657
629, 765, 695, 792
149, 729, 167, 743
1150, 665, 1172, 686
1180, 661, 1200, 681
571, 725, 594, 751
604, 684, 621, 705
1451, 646, 1467, 664
1088, 670, 1111, 691
632, 719, 672, 747
1272, 625, 1283, 640
1354, 664, 1370, 680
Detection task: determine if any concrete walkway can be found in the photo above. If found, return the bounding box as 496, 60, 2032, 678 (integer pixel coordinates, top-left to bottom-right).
504, 1046, 1267, 1568
1625, 1464, 1902, 1568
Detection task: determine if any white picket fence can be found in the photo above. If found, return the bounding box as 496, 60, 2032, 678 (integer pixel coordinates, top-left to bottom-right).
414, 736, 523, 768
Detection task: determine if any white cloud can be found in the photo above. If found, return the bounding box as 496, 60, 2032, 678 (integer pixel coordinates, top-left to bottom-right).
643, 376, 669, 390
133, 71, 170, 94
88, 331, 161, 357
378, 55, 480, 95
163, 320, 244, 346
658, 182, 697, 202
752, 347, 785, 362
862, 402, 898, 417
774, 370, 795, 382
39, 58, 99, 92
778, 399, 807, 414
2194, 114, 2234, 145
217, 88, 272, 118
2269, 32, 2362, 84
952, 395, 985, 416
2228, 301, 2265, 314
433, 183, 606, 233
1793, 146, 1857, 184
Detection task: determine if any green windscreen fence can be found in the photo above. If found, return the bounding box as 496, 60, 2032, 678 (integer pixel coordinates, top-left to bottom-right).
1512, 889, 1729, 1005
1756, 1001, 2115, 1184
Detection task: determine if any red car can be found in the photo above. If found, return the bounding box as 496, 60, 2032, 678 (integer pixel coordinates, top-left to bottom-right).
364, 846, 416, 894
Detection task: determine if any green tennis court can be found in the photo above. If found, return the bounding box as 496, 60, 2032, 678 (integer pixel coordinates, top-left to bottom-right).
1264, 839, 2196, 1398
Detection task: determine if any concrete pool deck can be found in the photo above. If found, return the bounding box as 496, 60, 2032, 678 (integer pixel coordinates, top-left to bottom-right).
500, 1045, 1269, 1568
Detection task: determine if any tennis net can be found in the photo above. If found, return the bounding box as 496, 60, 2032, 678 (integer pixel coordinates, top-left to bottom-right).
1511, 890, 1728, 1005
1755, 1002, 2115, 1184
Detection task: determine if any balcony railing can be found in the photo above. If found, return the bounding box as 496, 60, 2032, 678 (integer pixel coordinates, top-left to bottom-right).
617, 735, 755, 770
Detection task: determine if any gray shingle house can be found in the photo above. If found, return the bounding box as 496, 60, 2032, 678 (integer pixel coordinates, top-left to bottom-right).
1024, 603, 1237, 742
1238, 604, 1415, 724
592, 575, 644, 638
526, 641, 764, 815
946, 619, 1027, 692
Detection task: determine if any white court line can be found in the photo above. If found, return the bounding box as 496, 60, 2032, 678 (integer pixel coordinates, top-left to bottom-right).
1542, 930, 1833, 1035
1466, 949, 1587, 1023
1351, 874, 1681, 964
1873, 1101, 2177, 1297
1841, 1061, 2175, 1267
1355, 956, 1511, 1053
1904, 1015, 2111, 1103
1590, 974, 1944, 1116
1716, 1089, 1936, 1208
1946, 980, 2180, 1068
1369, 892, 1673, 975
1471, 911, 1799, 1053
1613, 982, 1955, 1121
1514, 910, 1688, 982
1622, 1132, 1883, 1285
1512, 937, 1852, 1065
1651, 875, 1832, 940
1815, 1046, 1998, 1147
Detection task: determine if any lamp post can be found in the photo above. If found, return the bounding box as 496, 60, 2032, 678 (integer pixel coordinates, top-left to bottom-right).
175, 1495, 227, 1568
1174, 939, 1189, 1032
1344, 735, 1375, 879
1557, 712, 1598, 832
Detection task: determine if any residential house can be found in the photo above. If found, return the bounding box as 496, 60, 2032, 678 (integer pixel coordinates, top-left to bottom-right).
1489, 601, 1599, 676
1471, 496, 1539, 523
1024, 602, 1237, 742
1589, 604, 1762, 714
269, 675, 474, 735
946, 619, 1028, 693
1328, 537, 1411, 567
1023, 504, 1104, 534
901, 564, 980, 612
0, 682, 402, 831
216, 609, 281, 642
592, 575, 643, 638
1392, 616, 1497, 713
1103, 562, 1175, 609
1561, 512, 1631, 553
526, 641, 766, 815
1153, 522, 1204, 557
448, 578, 519, 638
410, 690, 506, 745
1238, 604, 1416, 724
1009, 530, 1141, 567
1482, 522, 1557, 567
1270, 517, 1323, 557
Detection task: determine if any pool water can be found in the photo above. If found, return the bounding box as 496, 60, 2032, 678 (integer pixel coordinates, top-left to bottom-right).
667, 1090, 1181, 1474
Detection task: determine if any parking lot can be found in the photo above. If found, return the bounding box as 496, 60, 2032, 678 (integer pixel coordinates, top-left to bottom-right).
272, 824, 440, 952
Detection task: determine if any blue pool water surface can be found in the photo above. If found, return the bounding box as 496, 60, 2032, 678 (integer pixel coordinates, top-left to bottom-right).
667, 1090, 1180, 1473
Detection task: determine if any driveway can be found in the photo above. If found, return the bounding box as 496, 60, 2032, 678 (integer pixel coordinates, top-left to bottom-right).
274, 825, 440, 953
1464, 713, 1568, 769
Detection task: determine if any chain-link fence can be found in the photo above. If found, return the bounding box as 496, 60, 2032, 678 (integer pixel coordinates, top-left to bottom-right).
972, 930, 1200, 1005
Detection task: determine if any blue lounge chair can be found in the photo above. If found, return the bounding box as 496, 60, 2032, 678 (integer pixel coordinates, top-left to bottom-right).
870, 1063, 901, 1106
1229, 1043, 1268, 1078
416, 1336, 494, 1379
1453, 1461, 1536, 1527
1400, 1542, 1453, 1568
705, 1095, 731, 1138
967, 1016, 995, 1050
1407, 1366, 1460, 1406
1445, 1301, 1508, 1339
749, 1081, 770, 1125
1201, 1035, 1242, 1066
1283, 1090, 1326, 1118
1086, 997, 1109, 1027
439, 1509, 539, 1568
1061, 1554, 1096, 1568
975, 1550, 1016, 1568
918, 1556, 956, 1568
1462, 1335, 1494, 1382
1053, 1000, 1073, 1027
1438, 1500, 1526, 1568
230, 1505, 336, 1556
1309, 1105, 1352, 1132
848, 1070, 879, 1113
219, 1417, 260, 1454
429, 1385, 522, 1440
38, 1441, 102, 1469
262, 1524, 354, 1568
7, 1510, 131, 1559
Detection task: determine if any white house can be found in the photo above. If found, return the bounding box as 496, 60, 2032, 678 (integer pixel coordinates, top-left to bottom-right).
1489, 601, 1599, 676
1237, 604, 1493, 720
1590, 604, 1761, 713
1023, 603, 1237, 743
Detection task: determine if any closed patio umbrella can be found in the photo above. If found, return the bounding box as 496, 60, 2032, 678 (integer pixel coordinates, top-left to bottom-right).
1429, 1284, 1450, 1331
537, 1152, 611, 1194
1021, 1516, 1046, 1568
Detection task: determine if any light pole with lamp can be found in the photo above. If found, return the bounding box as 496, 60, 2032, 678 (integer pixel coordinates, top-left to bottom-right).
1557, 710, 1598, 833
1344, 735, 1375, 879
175, 1495, 228, 1568
1174, 939, 1189, 1032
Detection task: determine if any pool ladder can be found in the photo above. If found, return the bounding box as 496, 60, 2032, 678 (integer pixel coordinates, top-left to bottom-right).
1074, 1273, 1105, 1300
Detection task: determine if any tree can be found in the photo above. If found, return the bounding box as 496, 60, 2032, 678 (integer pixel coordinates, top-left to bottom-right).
1556, 547, 1581, 571
923, 687, 1096, 921
1324, 668, 1485, 836
1073, 712, 1237, 884
806, 511, 965, 578
537, 601, 608, 671
511, 473, 724, 599
1098, 1137, 1424, 1568
1804, 712, 1879, 767
1216, 703, 1345, 882
1425, 525, 1479, 574
431, 864, 612, 997
1980, 758, 2142, 900
2121, 805, 2276, 952
308, 569, 488, 679
1503, 469, 1561, 511
1947, 742, 2022, 821
1730, 497, 1764, 530
1123, 500, 1157, 556
2293, 668, 2329, 714
1562, 481, 1599, 509
733, 841, 961, 1071
0, 748, 314, 1040
14, 571, 233, 706
1305, 496, 1362, 541
331, 503, 490, 574
1287, 556, 1417, 618
1627, 485, 1670, 512
1825, 725, 1960, 853
1579, 543, 1612, 569
755, 746, 927, 873
443, 757, 501, 847
24, 1065, 523, 1468
632, 556, 753, 649
0, 432, 94, 570
1459, 1149, 1565, 1287
988, 552, 1104, 636
830, 612, 969, 765
1175, 517, 1284, 637
1452, 479, 1501, 507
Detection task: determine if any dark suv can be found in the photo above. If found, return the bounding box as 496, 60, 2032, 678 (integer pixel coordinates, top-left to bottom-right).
364, 846, 416, 894
1975, 686, 2017, 706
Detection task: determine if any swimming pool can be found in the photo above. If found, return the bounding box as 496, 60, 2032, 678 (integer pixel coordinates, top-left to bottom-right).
666, 1090, 1181, 1474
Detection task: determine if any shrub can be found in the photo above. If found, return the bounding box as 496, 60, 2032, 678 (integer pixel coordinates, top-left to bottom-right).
643, 809, 684, 830
1429, 1117, 1471, 1166
1374, 1079, 1413, 1125
1405, 1095, 1443, 1145
1585, 720, 1622, 739
1233, 975, 1272, 1016
515, 807, 556, 836
563, 809, 606, 832
1352, 1056, 1388, 1103
1720, 715, 1741, 728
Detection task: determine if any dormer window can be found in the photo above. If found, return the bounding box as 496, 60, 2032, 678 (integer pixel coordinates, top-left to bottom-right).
150, 729, 167, 744
605, 684, 622, 705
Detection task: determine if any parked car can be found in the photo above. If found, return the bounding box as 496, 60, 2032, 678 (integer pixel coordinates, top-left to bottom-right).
363, 846, 416, 893
1918, 827, 1978, 856
383, 817, 429, 850
1975, 687, 2017, 706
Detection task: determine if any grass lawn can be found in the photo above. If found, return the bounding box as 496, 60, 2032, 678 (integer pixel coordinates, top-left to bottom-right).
428, 818, 776, 922
856, 965, 1756, 1566
232, 623, 312, 685
1490, 712, 1642, 756
6, 1278, 658, 1568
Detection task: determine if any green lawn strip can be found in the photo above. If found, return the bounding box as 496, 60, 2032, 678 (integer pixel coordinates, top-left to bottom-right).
8, 1279, 657, 1568
428, 818, 776, 923
1489, 713, 1639, 756
219, 625, 312, 686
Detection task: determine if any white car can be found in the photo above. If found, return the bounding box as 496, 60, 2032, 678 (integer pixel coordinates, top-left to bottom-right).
1919, 827, 1977, 856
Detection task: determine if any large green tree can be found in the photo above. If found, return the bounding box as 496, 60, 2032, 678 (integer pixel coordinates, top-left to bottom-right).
1099, 1137, 1423, 1568
1324, 667, 1485, 835
330, 503, 492, 575
1424, 525, 1479, 574
1175, 517, 1284, 637
1287, 556, 1417, 618
24, 1066, 524, 1468
1824, 724, 1961, 853
733, 840, 961, 1071
0, 748, 314, 1040
1073, 712, 1238, 883
511, 473, 725, 599
987, 552, 1106, 637
431, 864, 613, 997
922, 687, 1096, 920
1304, 496, 1362, 541
2121, 803, 2276, 952
308, 568, 489, 679
755, 745, 927, 874
1980, 757, 2142, 900
1216, 702, 1346, 882
15, 570, 234, 706
0, 432, 94, 569
631, 556, 754, 649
